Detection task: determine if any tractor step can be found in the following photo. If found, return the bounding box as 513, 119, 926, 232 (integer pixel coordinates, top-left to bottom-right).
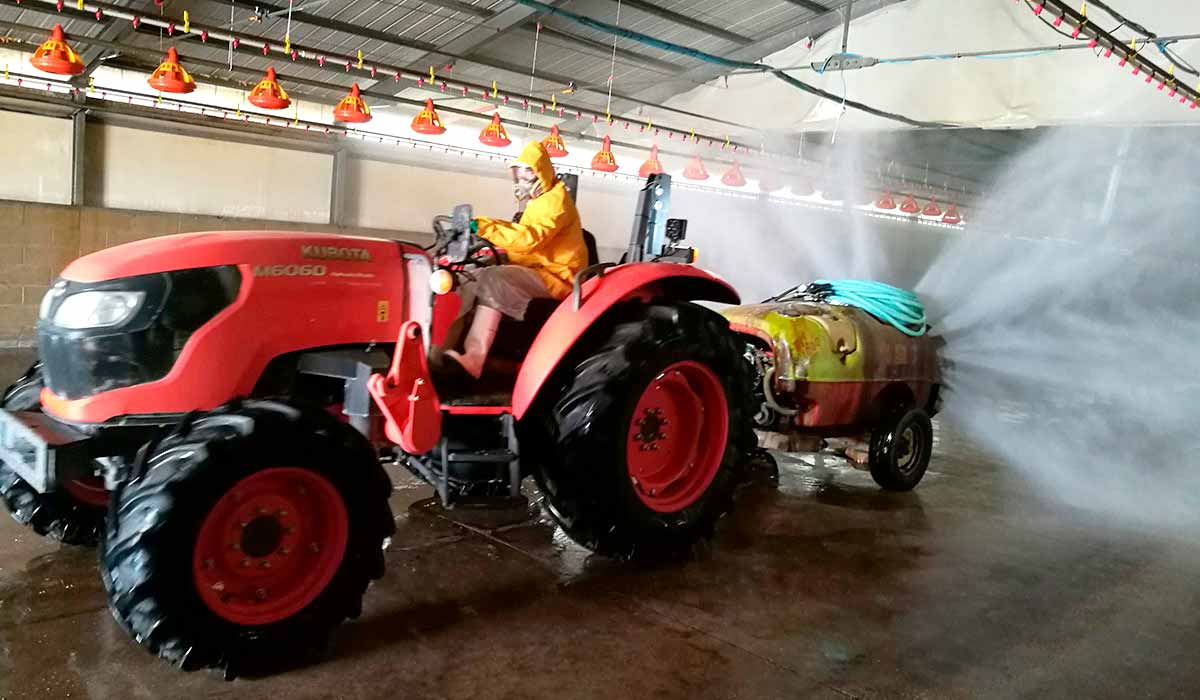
406, 413, 521, 508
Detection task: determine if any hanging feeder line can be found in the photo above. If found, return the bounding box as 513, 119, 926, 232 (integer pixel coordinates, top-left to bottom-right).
4, 17, 939, 190
0, 62, 964, 228
0, 21, 783, 173
3, 0, 782, 159
0, 61, 972, 215
1024, 0, 1200, 106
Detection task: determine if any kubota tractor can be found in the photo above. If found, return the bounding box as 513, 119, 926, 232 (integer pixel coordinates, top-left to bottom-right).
0, 174, 754, 674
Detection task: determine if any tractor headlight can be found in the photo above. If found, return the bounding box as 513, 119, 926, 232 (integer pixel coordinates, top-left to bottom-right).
52, 290, 146, 329
429, 268, 455, 295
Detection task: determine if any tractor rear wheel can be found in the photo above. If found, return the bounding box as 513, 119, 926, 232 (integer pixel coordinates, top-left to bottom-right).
99, 400, 394, 675
531, 302, 754, 561
0, 363, 108, 546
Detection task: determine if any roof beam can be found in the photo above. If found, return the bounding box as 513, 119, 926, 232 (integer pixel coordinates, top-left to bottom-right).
521, 22, 685, 75
627, 0, 904, 107
781, 0, 831, 13
414, 0, 495, 19
400, 1, 551, 69
591, 0, 752, 46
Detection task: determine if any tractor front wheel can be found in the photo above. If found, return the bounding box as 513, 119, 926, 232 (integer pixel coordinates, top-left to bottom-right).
0, 363, 108, 546
99, 400, 394, 675
531, 302, 754, 561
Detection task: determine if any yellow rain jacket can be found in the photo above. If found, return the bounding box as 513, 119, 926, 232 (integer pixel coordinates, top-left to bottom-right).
475, 141, 587, 299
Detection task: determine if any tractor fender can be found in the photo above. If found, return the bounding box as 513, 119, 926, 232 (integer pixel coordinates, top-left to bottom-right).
511, 263, 739, 420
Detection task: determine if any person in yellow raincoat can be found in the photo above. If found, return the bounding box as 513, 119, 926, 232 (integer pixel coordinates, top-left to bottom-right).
444, 140, 587, 378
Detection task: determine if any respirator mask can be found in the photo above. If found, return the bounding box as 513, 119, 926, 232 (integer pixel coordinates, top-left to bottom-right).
511, 165, 542, 205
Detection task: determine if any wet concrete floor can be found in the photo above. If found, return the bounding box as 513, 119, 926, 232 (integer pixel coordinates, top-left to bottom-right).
2, 349, 1200, 699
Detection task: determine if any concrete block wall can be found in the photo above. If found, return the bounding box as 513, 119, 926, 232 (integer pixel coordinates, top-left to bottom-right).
0, 198, 427, 346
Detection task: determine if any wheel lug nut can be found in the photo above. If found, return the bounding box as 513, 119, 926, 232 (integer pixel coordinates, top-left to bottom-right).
230, 542, 241, 551
281, 546, 291, 555
257, 507, 267, 515
203, 558, 214, 569
658, 433, 667, 440
310, 542, 321, 553
241, 558, 250, 567
255, 588, 268, 601
278, 510, 288, 517
239, 521, 248, 528
260, 561, 271, 569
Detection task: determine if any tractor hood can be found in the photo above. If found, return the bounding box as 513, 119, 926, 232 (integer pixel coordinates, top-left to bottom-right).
61, 230, 417, 283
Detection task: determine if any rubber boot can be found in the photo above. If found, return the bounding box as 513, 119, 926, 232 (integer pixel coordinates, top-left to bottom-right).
445, 306, 502, 379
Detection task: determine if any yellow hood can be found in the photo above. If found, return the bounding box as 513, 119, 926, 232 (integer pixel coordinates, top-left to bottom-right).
514, 140, 557, 194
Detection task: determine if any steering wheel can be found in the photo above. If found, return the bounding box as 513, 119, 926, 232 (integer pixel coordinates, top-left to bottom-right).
429, 204, 502, 268
467, 238, 502, 267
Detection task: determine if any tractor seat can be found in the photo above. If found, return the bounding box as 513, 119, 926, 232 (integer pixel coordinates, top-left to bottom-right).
491, 297, 558, 360
490, 230, 597, 360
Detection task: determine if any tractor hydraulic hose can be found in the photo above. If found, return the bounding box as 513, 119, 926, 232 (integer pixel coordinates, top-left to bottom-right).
813, 280, 928, 337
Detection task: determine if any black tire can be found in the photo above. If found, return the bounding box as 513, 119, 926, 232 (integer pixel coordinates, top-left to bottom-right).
0, 362, 107, 546
529, 302, 755, 561
99, 400, 394, 675
869, 406, 933, 491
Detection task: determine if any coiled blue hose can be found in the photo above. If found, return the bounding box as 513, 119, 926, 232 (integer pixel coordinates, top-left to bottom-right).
811, 280, 928, 337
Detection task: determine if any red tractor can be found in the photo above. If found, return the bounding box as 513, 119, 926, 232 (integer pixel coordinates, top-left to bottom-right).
0, 175, 755, 674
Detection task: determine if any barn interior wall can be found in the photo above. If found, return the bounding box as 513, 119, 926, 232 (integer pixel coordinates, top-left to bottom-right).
0, 108, 952, 344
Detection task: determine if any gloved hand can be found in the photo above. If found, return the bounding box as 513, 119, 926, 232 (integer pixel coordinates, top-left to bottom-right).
469, 219, 479, 234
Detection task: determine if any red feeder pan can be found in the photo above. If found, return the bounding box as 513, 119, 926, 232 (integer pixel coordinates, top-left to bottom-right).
921, 196, 943, 217
147, 47, 195, 94
248, 67, 290, 110
333, 83, 371, 123
941, 204, 962, 225
479, 112, 511, 147
591, 135, 618, 172
758, 172, 783, 193
411, 98, 445, 135
875, 192, 897, 210
721, 162, 747, 188
543, 124, 568, 158
682, 154, 709, 181
793, 177, 816, 197
30, 24, 84, 76
899, 194, 920, 214
638, 145, 664, 178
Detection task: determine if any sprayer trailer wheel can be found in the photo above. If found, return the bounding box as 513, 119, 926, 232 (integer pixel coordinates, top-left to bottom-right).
869, 406, 933, 491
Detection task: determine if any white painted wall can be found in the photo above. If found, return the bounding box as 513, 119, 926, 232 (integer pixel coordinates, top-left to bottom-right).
344, 157, 514, 233
0, 111, 72, 205
85, 124, 333, 223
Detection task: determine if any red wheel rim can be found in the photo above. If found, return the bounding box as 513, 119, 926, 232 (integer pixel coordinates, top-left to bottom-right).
626, 360, 729, 513
192, 468, 349, 626
63, 477, 108, 507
